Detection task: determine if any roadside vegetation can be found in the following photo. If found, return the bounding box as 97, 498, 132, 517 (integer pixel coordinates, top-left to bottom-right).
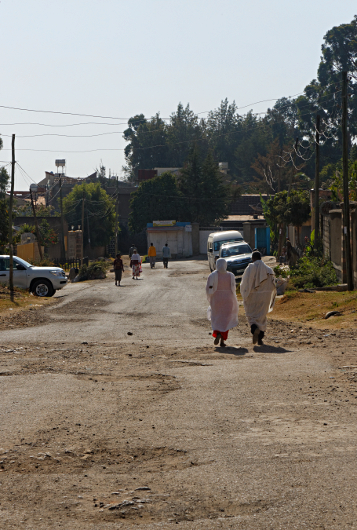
272, 290, 357, 329
76, 260, 108, 281
274, 256, 338, 290
0, 284, 54, 312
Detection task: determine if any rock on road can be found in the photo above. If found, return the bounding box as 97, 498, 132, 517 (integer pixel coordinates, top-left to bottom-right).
1, 259, 357, 529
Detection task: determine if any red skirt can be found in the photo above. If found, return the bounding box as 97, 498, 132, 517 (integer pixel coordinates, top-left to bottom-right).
212, 330, 228, 340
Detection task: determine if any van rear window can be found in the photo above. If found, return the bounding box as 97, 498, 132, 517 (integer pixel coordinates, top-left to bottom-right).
213, 238, 242, 252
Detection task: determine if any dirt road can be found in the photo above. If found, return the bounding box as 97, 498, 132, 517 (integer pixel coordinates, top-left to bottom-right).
1, 259, 357, 529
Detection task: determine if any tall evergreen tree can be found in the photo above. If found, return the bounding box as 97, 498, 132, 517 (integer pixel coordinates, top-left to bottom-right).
179, 147, 231, 226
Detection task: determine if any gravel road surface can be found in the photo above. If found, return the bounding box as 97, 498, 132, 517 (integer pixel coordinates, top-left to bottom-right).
1, 259, 357, 529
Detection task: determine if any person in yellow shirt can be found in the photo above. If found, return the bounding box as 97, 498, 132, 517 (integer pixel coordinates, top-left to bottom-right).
148, 242, 157, 268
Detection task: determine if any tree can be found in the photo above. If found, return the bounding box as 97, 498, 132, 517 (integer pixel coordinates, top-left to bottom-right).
123, 113, 170, 180
206, 99, 241, 175
0, 166, 9, 248
179, 147, 232, 226
62, 183, 115, 248
285, 190, 311, 243
167, 103, 204, 167
129, 172, 183, 233
15, 203, 59, 217
261, 190, 310, 252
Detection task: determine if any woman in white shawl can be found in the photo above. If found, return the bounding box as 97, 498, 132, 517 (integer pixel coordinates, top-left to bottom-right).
130, 249, 142, 279
206, 258, 239, 347
240, 251, 276, 345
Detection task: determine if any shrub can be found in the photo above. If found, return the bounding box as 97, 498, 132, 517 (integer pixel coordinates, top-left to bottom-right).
32, 258, 55, 267
289, 256, 338, 289
76, 261, 107, 281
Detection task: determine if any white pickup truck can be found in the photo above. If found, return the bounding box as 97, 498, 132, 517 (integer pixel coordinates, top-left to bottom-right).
0, 255, 68, 297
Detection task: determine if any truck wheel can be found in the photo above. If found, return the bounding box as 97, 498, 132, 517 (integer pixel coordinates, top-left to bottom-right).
31, 279, 54, 297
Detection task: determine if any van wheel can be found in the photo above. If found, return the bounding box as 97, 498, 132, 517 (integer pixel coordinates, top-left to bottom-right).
31, 279, 54, 297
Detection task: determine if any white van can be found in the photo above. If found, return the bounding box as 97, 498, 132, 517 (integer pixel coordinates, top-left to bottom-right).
207, 230, 244, 271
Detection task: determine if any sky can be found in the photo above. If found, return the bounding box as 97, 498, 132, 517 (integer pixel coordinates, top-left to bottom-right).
0, 0, 356, 190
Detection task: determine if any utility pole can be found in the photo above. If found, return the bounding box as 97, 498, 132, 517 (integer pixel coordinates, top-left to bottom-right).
30, 187, 43, 261
81, 187, 85, 265
342, 71, 353, 290
59, 176, 66, 262
9, 134, 15, 302
115, 176, 119, 256
314, 114, 320, 248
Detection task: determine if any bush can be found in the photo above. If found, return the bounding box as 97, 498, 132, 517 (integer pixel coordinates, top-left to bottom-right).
273, 265, 289, 278
32, 258, 55, 267
76, 261, 107, 281
289, 256, 338, 289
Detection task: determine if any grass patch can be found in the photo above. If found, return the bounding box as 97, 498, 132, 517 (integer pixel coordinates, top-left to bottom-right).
0, 285, 55, 314
271, 290, 357, 329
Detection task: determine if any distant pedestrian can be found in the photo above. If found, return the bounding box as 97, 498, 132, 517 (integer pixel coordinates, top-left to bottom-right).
206, 258, 239, 348
130, 249, 142, 279
148, 243, 157, 268
129, 244, 136, 258
69, 267, 77, 283
113, 253, 124, 286
240, 251, 276, 345
286, 240, 299, 268
162, 243, 171, 268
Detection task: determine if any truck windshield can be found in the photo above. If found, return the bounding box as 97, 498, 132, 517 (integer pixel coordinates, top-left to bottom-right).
221, 244, 252, 258
213, 238, 242, 252
13, 257, 32, 268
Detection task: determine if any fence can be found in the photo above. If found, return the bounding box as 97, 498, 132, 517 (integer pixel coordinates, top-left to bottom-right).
53, 257, 89, 270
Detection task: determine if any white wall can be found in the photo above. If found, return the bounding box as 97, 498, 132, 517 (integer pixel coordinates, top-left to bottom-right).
147, 228, 192, 257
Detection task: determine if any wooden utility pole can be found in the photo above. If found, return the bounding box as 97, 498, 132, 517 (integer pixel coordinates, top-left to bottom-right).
30, 188, 43, 261
59, 176, 66, 262
81, 187, 85, 265
9, 134, 15, 302
314, 114, 321, 248
342, 71, 353, 290
115, 176, 119, 256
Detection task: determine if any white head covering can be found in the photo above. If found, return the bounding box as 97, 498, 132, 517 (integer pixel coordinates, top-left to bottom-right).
216, 258, 227, 273
131, 252, 141, 261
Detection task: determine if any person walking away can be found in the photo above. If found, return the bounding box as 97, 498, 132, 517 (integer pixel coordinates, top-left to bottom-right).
240, 251, 276, 345
162, 243, 171, 268
206, 258, 239, 348
148, 243, 156, 268
113, 253, 124, 286
129, 243, 136, 258
130, 249, 142, 279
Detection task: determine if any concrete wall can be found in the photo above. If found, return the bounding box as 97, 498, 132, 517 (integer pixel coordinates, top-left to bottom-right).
199, 230, 215, 255
243, 221, 267, 250
192, 223, 200, 255
329, 210, 343, 282
147, 227, 192, 258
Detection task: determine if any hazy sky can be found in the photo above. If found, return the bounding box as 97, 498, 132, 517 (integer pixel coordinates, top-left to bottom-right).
1, 0, 356, 190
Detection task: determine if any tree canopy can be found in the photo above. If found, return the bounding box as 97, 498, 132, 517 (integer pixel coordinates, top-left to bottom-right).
129, 149, 234, 232
62, 183, 115, 248
122, 16, 357, 197
261, 190, 310, 250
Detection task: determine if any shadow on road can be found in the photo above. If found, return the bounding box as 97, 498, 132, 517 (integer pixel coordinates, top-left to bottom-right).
215, 346, 248, 356
253, 345, 292, 354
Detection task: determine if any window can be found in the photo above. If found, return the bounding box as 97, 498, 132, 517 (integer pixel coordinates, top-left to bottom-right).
0, 258, 10, 271
221, 244, 252, 257
213, 238, 242, 252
